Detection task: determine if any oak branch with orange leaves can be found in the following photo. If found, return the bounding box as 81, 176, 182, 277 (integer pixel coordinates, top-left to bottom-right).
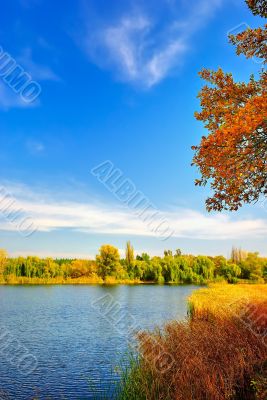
192, 0, 267, 211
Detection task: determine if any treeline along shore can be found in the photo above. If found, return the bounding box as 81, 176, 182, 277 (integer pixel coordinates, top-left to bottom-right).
0, 243, 266, 285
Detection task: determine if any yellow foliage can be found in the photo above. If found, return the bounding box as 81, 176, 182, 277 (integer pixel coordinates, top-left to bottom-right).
0, 274, 142, 285
188, 283, 267, 319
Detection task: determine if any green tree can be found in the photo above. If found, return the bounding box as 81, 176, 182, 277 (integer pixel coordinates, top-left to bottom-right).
0, 249, 7, 275
164, 250, 173, 257
132, 260, 145, 280
144, 257, 164, 283
240, 252, 264, 281
125, 241, 134, 269
175, 249, 182, 257
69, 260, 97, 278
193, 256, 215, 281
231, 247, 247, 264
138, 253, 150, 262
96, 245, 121, 279
217, 259, 241, 283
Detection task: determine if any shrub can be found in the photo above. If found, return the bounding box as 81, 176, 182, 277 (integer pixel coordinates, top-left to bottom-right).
117, 285, 267, 400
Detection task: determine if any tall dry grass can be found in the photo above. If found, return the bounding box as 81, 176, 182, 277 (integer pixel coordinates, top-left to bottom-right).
117, 284, 267, 400
188, 283, 267, 320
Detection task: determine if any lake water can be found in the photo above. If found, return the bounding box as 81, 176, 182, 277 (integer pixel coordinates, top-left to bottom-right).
0, 285, 198, 399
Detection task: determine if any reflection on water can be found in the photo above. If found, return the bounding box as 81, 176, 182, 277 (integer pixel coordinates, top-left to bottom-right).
0, 285, 198, 399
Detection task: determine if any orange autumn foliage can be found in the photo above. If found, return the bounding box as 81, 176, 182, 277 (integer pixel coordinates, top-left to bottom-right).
192, 1, 267, 211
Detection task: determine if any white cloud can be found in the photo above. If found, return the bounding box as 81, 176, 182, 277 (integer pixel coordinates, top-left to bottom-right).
0, 182, 266, 241
80, 0, 224, 87
0, 46, 59, 110
11, 250, 95, 259
0, 81, 37, 110
17, 48, 60, 82
103, 15, 150, 80
0, 82, 24, 110
10, 248, 143, 259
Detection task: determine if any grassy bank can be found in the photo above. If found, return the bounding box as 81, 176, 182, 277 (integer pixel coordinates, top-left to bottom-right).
0, 275, 142, 285
116, 284, 267, 400
188, 283, 267, 319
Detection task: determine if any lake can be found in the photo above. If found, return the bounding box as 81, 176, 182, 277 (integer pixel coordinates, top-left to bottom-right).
0, 285, 198, 399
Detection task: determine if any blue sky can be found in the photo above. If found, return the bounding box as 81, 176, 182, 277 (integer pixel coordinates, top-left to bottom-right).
0, 0, 266, 258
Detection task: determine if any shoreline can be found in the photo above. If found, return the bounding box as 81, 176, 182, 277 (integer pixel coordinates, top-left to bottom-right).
117, 283, 267, 399
0, 278, 204, 286
0, 276, 256, 286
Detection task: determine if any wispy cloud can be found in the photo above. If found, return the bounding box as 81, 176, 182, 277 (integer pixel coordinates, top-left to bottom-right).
0, 82, 37, 111
11, 250, 95, 259
80, 0, 224, 88
0, 47, 59, 110
26, 139, 45, 155
17, 48, 60, 82
0, 182, 266, 240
